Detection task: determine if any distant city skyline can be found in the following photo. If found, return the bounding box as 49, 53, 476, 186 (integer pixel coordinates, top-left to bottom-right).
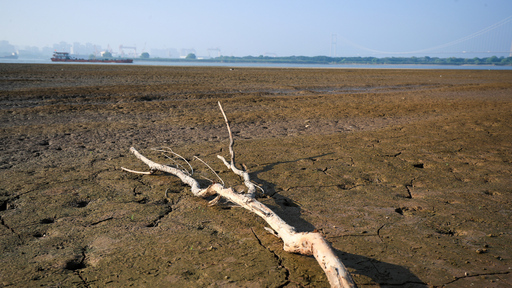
0, 40, 188, 59
1, 0, 512, 58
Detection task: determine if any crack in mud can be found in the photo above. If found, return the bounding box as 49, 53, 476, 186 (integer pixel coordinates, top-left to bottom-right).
443, 271, 510, 286
77, 271, 91, 288
382, 152, 402, 157
75, 247, 91, 287
337, 184, 364, 190
376, 280, 428, 286
145, 195, 183, 228
88, 217, 114, 226
146, 206, 173, 227
403, 178, 416, 199
376, 224, 386, 242
0, 215, 21, 240
250, 227, 291, 287
64, 247, 88, 271
3, 65, 512, 287
327, 231, 381, 239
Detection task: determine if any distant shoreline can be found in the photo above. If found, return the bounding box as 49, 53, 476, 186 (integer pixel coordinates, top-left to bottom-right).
134, 55, 512, 66
2, 59, 512, 70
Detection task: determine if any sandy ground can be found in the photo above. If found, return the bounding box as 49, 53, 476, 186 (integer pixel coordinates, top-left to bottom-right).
1, 64, 511, 287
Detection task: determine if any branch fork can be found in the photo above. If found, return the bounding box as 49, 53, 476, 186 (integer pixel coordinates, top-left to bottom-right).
121, 102, 356, 288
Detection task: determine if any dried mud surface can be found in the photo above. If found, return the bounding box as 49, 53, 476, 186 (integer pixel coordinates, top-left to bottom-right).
1, 64, 511, 287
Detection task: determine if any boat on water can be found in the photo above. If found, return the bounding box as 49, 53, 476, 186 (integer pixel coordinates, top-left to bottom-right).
51, 52, 133, 63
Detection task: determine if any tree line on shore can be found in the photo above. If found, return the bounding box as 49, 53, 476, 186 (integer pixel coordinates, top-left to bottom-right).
139, 54, 512, 66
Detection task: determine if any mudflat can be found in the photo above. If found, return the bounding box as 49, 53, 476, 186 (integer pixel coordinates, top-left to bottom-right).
1, 64, 511, 287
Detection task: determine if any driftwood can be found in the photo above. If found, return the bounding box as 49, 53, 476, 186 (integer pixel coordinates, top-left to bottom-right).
121, 102, 356, 288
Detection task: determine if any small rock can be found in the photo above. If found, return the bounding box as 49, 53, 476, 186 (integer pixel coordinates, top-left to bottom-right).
476, 248, 487, 254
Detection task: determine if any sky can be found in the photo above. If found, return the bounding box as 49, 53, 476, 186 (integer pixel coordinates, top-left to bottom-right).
1, 0, 512, 58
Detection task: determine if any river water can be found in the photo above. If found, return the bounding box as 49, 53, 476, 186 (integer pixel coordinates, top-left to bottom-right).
1, 58, 511, 70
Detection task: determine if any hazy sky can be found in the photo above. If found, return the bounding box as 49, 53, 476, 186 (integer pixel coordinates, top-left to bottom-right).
1, 0, 512, 57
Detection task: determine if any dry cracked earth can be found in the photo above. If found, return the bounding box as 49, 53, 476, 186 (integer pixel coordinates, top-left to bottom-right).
1, 64, 511, 287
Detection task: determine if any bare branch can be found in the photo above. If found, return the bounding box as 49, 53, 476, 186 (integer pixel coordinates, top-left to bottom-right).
193, 155, 225, 186
217, 102, 260, 197
122, 103, 357, 288
120, 167, 154, 175
218, 101, 235, 166
126, 147, 218, 198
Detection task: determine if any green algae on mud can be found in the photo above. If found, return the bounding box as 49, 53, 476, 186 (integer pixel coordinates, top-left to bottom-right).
1, 64, 512, 287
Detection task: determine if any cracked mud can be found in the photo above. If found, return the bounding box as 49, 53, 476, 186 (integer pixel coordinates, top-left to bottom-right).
1, 64, 511, 287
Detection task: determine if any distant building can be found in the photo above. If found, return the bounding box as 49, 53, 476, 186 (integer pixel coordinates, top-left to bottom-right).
150, 48, 179, 58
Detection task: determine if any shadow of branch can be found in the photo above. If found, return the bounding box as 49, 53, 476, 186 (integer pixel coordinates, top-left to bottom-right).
248, 155, 427, 287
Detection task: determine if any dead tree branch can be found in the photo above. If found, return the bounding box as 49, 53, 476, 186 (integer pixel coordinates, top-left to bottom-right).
121, 102, 356, 288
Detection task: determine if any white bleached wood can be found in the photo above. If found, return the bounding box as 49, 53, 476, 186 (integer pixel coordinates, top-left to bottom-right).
217, 101, 258, 197
121, 102, 356, 288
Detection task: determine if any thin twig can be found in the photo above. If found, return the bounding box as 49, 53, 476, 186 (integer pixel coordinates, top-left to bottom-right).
218, 101, 236, 166
120, 167, 153, 175
194, 156, 225, 186
153, 147, 194, 176
154, 147, 194, 174
208, 195, 222, 206
252, 181, 265, 194
163, 153, 189, 175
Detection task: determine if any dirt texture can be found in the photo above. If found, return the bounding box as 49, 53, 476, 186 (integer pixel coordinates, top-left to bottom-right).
1, 64, 511, 287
